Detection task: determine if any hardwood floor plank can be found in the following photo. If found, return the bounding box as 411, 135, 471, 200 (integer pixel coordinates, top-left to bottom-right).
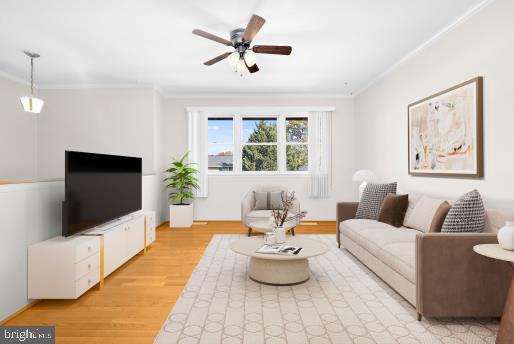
5, 221, 335, 343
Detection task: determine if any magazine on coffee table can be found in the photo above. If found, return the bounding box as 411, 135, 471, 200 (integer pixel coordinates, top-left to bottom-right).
256, 244, 303, 256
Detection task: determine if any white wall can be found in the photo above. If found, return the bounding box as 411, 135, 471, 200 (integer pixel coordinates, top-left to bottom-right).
165, 97, 356, 220
37, 88, 157, 179
0, 76, 37, 181
354, 0, 514, 209
0, 181, 62, 321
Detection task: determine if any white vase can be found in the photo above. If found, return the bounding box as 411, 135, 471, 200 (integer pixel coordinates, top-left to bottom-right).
274, 227, 286, 244
169, 204, 194, 228
497, 221, 514, 251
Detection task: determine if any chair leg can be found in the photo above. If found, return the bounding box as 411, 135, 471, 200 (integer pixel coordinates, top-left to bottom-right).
248, 227, 252, 237
417, 313, 422, 321
291, 227, 295, 236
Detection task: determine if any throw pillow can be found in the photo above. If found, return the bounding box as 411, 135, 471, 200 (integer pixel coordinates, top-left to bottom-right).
254, 191, 284, 210
378, 193, 409, 227
429, 201, 451, 232
404, 196, 447, 232
441, 190, 486, 232
403, 193, 421, 227
355, 182, 397, 220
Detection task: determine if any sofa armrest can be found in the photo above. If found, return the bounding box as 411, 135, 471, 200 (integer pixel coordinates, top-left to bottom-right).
336, 202, 358, 247
416, 232, 511, 318
241, 191, 254, 226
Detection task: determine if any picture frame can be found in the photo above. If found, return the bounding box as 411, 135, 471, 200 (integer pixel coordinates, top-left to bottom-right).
408, 77, 483, 177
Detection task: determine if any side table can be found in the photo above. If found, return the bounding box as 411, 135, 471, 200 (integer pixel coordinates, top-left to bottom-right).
474, 244, 514, 344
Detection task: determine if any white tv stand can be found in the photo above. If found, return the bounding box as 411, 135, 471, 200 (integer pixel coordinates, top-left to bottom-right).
28, 210, 156, 299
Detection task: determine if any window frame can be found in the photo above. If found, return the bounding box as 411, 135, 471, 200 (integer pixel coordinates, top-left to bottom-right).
207, 113, 310, 175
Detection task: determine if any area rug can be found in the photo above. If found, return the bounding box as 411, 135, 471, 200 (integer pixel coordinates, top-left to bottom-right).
155, 235, 498, 344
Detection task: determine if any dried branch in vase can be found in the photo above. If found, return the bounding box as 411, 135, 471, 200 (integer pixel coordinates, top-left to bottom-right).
270, 191, 307, 227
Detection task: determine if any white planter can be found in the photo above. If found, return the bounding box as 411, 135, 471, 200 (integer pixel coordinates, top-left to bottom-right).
169, 204, 194, 228
498, 221, 514, 251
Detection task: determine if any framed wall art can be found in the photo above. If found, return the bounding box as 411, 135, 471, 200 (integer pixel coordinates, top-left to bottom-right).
408, 77, 483, 177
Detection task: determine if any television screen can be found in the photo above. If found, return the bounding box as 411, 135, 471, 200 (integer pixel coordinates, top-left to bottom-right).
63, 151, 142, 236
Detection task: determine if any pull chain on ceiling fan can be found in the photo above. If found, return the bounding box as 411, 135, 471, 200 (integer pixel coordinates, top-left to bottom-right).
192, 14, 292, 75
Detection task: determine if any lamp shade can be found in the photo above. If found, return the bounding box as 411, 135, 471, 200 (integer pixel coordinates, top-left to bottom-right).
20, 96, 44, 114
228, 51, 240, 66
352, 169, 377, 183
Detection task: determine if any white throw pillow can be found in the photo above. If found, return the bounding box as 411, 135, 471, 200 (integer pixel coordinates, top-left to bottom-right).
404, 196, 446, 232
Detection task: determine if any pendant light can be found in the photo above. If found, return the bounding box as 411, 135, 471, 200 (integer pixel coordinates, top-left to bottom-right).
19, 51, 44, 114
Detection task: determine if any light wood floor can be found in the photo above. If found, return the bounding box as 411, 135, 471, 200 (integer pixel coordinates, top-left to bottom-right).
5, 221, 336, 344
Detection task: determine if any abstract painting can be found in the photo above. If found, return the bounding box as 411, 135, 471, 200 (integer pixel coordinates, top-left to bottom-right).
408, 77, 483, 177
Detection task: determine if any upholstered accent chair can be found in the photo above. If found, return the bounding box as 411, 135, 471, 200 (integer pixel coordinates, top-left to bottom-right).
241, 186, 301, 236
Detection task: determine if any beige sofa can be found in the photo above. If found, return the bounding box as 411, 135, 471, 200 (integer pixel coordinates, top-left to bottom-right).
336, 201, 512, 320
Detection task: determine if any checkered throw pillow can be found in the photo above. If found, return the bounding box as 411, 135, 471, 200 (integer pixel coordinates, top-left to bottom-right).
441, 190, 485, 232
355, 182, 397, 220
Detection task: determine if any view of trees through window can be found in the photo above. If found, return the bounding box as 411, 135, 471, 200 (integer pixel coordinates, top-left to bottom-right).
207, 115, 308, 173
242, 118, 277, 171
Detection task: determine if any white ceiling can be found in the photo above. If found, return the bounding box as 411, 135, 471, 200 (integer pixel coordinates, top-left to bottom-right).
0, 0, 486, 96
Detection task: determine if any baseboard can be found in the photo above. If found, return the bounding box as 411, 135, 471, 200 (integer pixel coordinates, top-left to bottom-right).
0, 300, 40, 325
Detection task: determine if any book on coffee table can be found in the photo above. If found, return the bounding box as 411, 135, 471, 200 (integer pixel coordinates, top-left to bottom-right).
256, 244, 303, 256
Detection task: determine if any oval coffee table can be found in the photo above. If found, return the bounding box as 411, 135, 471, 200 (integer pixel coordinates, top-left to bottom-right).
230, 237, 329, 285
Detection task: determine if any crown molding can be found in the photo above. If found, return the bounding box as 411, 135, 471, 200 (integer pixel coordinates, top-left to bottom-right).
37, 83, 157, 90
353, 0, 496, 97
165, 92, 353, 99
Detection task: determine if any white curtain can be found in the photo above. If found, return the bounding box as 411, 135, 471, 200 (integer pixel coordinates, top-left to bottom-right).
308, 111, 332, 198
187, 111, 208, 198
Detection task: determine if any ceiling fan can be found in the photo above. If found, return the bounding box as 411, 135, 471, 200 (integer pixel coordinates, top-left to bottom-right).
192, 14, 292, 75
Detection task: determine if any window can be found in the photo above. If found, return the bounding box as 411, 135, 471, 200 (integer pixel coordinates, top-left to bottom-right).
208, 118, 234, 172
286, 118, 308, 171
242, 118, 277, 172
208, 114, 308, 174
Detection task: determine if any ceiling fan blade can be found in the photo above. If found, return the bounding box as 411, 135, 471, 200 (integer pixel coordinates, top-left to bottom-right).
252, 45, 292, 55
193, 29, 232, 46
242, 14, 266, 42
204, 52, 232, 66
244, 60, 259, 73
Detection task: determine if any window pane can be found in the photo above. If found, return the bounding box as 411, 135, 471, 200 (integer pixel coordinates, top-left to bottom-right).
208, 145, 233, 171
242, 118, 277, 143
242, 145, 277, 171
208, 118, 233, 144
286, 144, 308, 171
286, 118, 308, 143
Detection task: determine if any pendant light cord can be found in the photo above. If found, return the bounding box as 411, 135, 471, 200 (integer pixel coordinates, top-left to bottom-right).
30, 56, 34, 96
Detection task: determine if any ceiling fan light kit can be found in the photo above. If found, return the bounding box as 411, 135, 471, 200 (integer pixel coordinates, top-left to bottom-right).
20, 51, 44, 114
192, 14, 292, 76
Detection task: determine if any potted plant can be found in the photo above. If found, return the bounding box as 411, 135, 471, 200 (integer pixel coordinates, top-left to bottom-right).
164, 152, 199, 228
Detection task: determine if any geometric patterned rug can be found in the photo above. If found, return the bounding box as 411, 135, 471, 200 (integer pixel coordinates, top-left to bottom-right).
154, 235, 498, 344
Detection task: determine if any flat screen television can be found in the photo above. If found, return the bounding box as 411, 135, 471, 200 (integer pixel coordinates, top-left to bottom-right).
62, 151, 142, 236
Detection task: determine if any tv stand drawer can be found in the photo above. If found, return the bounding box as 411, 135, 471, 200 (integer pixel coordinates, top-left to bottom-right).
75, 253, 100, 280
75, 268, 100, 297
75, 237, 100, 262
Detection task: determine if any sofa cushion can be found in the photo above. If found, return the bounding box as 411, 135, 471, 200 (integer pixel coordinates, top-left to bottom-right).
340, 219, 417, 283
246, 210, 298, 226
355, 182, 397, 220
442, 190, 485, 232
404, 196, 447, 232
254, 191, 284, 210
